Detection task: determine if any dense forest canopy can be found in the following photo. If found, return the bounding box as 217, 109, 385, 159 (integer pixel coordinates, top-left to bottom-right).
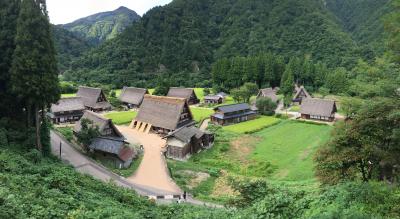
61, 0, 391, 88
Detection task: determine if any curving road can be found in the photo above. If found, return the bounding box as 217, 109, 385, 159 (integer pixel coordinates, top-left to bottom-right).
50, 131, 177, 197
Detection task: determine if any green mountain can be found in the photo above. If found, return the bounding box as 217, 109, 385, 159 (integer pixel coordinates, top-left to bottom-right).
64, 0, 389, 87
60, 6, 140, 44
52, 25, 93, 72
326, 0, 392, 58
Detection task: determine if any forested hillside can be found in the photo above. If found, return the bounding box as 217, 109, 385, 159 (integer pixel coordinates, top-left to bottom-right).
52, 25, 93, 72
64, 0, 369, 87
60, 6, 140, 45
326, 0, 392, 58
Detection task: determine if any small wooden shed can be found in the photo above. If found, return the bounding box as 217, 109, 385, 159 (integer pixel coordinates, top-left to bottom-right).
164, 126, 214, 160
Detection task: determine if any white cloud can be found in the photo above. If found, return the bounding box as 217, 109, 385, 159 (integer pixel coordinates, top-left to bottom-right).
46, 0, 172, 24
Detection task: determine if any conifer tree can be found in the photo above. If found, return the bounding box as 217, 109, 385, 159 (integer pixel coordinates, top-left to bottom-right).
0, 0, 20, 118
11, 0, 60, 151
280, 64, 295, 107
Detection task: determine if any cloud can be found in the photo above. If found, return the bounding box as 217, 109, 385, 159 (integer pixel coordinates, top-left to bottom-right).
47, 0, 172, 24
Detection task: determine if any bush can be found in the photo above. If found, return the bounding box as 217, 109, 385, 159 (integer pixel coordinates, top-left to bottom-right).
256, 97, 277, 116
0, 128, 8, 147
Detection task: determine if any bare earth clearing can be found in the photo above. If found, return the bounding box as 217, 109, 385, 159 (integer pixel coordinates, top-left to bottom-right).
117, 126, 182, 195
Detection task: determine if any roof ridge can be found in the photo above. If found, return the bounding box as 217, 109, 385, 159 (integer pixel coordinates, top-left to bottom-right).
144, 94, 186, 103
85, 110, 110, 121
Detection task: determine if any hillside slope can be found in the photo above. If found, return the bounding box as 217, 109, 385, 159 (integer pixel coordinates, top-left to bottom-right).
52, 25, 93, 72
65, 0, 362, 87
61, 6, 140, 44
325, 0, 392, 57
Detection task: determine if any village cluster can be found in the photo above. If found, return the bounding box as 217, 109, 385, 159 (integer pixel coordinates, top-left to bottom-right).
48, 85, 338, 169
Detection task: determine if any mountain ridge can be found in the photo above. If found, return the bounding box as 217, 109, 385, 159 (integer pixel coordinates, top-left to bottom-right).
60, 6, 141, 44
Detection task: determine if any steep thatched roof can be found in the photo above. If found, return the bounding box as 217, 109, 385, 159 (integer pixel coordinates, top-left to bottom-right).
74, 111, 123, 137
165, 126, 204, 143
135, 95, 193, 130
300, 98, 337, 117
76, 86, 111, 109
293, 85, 311, 100
167, 87, 197, 100
258, 88, 278, 102
119, 87, 148, 105
89, 137, 134, 162
51, 97, 85, 113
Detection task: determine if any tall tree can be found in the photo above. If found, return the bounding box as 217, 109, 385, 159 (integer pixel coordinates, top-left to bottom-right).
280, 64, 295, 106
11, 0, 60, 151
0, 0, 20, 118
315, 98, 400, 184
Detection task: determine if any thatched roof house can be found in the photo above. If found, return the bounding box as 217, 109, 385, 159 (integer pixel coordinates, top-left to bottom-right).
164, 126, 214, 160
48, 97, 85, 124
131, 95, 195, 134
211, 103, 257, 126
76, 86, 112, 112
89, 136, 135, 169
74, 110, 123, 137
293, 85, 311, 104
118, 87, 148, 108
204, 95, 223, 104
257, 88, 279, 102
167, 87, 200, 105
300, 98, 337, 121
74, 111, 135, 168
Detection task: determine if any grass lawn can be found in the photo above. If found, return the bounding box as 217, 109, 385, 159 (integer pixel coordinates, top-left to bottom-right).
55, 127, 74, 141
222, 116, 281, 134
251, 120, 332, 181
104, 111, 137, 125
190, 107, 214, 123
111, 154, 143, 177
289, 105, 301, 112
61, 93, 76, 98
194, 88, 205, 100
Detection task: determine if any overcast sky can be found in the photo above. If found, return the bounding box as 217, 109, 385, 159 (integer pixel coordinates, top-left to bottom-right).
47, 0, 173, 24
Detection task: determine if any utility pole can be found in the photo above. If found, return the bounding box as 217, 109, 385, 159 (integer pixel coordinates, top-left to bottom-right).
59, 141, 62, 159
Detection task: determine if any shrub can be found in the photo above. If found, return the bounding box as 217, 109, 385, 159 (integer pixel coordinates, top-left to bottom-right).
256, 97, 277, 116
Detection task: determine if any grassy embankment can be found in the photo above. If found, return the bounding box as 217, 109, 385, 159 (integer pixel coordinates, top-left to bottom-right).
168, 119, 332, 203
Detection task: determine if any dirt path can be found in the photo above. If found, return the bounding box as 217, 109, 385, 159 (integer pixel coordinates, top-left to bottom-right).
117, 126, 182, 195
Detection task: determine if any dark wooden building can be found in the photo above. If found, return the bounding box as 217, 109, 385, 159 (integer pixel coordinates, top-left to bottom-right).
204, 95, 223, 104
76, 86, 112, 112
300, 98, 337, 122
130, 95, 195, 134
257, 88, 279, 103
293, 85, 311, 104
167, 87, 200, 105
211, 103, 257, 126
164, 126, 214, 160
74, 111, 135, 168
48, 97, 85, 124
119, 87, 148, 109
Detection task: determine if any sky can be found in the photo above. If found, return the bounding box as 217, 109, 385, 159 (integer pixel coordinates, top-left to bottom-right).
47, 0, 173, 25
